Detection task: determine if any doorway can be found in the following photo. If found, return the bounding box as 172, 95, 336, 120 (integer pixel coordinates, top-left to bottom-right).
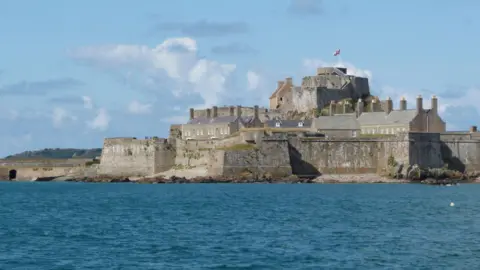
8, 169, 17, 180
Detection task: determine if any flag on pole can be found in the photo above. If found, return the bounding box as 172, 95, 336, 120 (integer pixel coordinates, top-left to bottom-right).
333, 49, 340, 56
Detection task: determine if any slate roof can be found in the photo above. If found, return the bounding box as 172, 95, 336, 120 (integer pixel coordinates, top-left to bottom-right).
187, 116, 255, 125
265, 119, 312, 128
313, 114, 360, 130
357, 110, 418, 126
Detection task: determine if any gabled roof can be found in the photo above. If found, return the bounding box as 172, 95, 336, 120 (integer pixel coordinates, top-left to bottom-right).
313, 114, 360, 130
357, 110, 418, 126
269, 82, 291, 99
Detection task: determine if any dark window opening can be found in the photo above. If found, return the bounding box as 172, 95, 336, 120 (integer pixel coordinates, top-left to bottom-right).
8, 169, 17, 180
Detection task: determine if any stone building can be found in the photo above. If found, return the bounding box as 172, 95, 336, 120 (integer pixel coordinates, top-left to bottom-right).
357, 95, 446, 135
269, 77, 294, 110
269, 67, 371, 113
312, 114, 360, 138
264, 119, 312, 129
181, 105, 263, 140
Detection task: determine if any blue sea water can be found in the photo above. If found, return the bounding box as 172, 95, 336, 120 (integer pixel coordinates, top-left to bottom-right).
0, 183, 480, 269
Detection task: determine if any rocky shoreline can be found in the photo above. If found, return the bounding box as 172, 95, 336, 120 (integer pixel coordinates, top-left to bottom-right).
3, 173, 474, 185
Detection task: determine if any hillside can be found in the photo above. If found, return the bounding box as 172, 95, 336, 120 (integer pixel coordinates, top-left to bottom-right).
5, 148, 102, 159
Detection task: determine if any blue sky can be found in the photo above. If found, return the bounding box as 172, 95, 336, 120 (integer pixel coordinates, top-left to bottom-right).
1, 0, 479, 156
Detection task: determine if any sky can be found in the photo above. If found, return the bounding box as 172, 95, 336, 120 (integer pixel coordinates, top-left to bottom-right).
1, 0, 480, 156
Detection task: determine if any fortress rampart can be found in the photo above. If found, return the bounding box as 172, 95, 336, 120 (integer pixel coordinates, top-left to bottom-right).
97, 137, 175, 177
90, 129, 480, 179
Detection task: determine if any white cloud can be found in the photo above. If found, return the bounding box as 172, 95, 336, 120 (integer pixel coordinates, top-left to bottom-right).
52, 107, 77, 128
71, 37, 237, 107
87, 108, 110, 131
82, 96, 94, 109
247, 70, 260, 90
303, 58, 373, 81
128, 100, 152, 114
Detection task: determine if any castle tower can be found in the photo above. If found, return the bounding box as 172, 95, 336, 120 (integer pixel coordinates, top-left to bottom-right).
206, 108, 212, 118
400, 97, 407, 111
385, 97, 393, 114
254, 105, 259, 119
356, 98, 364, 117
416, 95, 423, 114
229, 106, 235, 116
213, 106, 218, 118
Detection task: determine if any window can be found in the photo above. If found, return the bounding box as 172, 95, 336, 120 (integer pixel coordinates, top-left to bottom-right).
298, 122, 304, 127
352, 130, 357, 137
275, 122, 281, 127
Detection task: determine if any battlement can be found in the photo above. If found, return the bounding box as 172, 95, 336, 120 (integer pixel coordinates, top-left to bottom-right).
190, 105, 268, 120
316, 67, 347, 75
103, 137, 168, 146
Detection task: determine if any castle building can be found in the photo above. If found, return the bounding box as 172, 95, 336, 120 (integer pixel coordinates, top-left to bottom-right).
269, 67, 371, 113
356, 95, 446, 135
181, 105, 263, 140
312, 114, 360, 138
264, 119, 312, 129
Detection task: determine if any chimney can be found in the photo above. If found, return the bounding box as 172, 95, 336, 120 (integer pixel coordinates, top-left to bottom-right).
206, 108, 211, 118
229, 106, 235, 116
277, 81, 284, 88
343, 101, 349, 114
416, 95, 423, 114
254, 105, 259, 119
400, 97, 407, 111
329, 101, 336, 116
189, 108, 194, 120
236, 105, 242, 117
470, 126, 478, 133
212, 106, 218, 117
386, 97, 393, 114
356, 98, 364, 117
370, 98, 377, 112
431, 95, 438, 114
285, 77, 293, 85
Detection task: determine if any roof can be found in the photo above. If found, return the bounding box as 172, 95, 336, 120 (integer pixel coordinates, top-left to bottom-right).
265, 119, 312, 128
186, 115, 255, 125
357, 110, 418, 126
312, 114, 360, 130
269, 82, 291, 99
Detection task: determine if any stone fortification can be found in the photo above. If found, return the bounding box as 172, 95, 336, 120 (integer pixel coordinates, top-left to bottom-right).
208, 133, 292, 178
0, 158, 94, 180
292, 67, 370, 113
98, 137, 175, 177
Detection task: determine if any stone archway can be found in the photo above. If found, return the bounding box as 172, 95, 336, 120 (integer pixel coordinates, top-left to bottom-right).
8, 169, 17, 180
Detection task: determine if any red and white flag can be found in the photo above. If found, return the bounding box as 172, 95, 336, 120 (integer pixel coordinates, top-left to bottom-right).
333, 49, 340, 56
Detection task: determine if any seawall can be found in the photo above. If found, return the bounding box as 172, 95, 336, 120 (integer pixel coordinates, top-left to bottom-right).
98, 137, 175, 177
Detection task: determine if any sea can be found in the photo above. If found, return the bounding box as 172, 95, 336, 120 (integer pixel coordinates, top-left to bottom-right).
0, 182, 479, 270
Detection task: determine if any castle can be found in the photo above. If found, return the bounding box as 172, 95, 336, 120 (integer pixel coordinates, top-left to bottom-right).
2, 66, 480, 180
91, 66, 479, 179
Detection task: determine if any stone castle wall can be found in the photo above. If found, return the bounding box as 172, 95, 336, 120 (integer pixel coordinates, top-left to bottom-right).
440, 133, 480, 171
98, 137, 175, 177
208, 135, 292, 178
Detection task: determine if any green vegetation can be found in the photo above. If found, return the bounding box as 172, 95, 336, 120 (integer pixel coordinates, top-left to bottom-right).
217, 144, 257, 151
5, 148, 102, 159
85, 159, 101, 166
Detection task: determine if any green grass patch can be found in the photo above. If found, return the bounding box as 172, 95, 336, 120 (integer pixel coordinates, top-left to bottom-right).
217, 144, 257, 151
